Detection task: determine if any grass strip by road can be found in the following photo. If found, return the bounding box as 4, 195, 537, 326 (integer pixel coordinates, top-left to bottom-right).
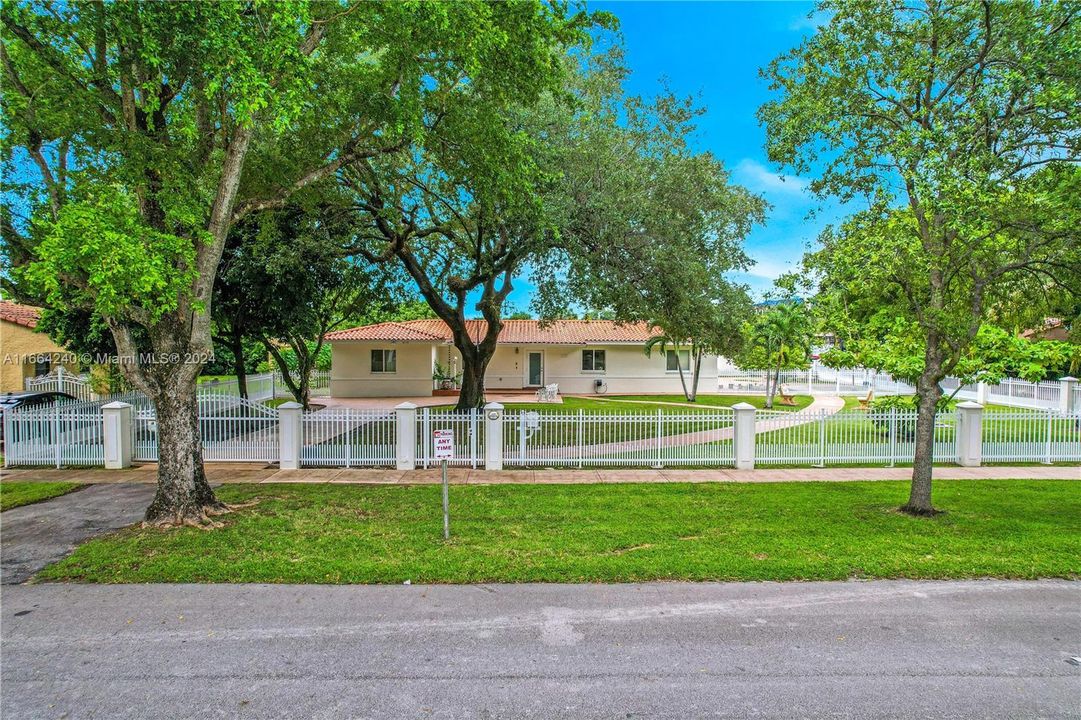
39, 479, 1079, 584
1, 482, 81, 512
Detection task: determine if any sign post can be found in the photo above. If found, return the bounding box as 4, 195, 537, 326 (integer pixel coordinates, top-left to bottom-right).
433, 429, 454, 539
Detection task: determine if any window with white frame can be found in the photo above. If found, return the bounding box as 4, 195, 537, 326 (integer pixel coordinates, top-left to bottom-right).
371, 349, 397, 373
582, 349, 606, 372
666, 349, 690, 372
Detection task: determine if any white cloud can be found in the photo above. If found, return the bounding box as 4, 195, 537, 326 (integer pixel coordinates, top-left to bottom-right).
732, 158, 811, 199
788, 10, 829, 32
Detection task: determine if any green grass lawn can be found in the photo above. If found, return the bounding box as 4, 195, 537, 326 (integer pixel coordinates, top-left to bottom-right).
38, 480, 1080, 584
1, 482, 82, 512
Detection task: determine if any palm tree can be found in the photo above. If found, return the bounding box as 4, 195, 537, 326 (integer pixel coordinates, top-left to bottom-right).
746, 303, 812, 408
645, 333, 701, 401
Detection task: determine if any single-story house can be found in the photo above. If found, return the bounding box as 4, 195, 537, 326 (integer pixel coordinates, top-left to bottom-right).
325, 319, 719, 398
0, 300, 79, 393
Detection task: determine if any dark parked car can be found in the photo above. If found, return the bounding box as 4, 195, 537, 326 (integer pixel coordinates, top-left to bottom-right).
0, 391, 77, 445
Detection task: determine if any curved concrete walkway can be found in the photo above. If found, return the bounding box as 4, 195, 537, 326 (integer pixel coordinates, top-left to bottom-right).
517, 394, 847, 460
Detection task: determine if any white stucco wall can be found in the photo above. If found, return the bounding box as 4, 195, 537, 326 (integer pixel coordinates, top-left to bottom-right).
330, 340, 719, 398
329, 342, 436, 397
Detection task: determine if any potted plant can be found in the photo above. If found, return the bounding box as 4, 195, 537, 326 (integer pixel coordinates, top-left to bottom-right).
433, 362, 462, 390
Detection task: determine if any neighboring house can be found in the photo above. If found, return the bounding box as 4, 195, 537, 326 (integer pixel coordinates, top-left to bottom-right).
325, 319, 719, 398
1020, 317, 1070, 342
0, 300, 78, 393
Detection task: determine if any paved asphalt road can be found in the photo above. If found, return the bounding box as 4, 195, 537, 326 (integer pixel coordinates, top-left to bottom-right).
0, 484, 156, 584
1, 580, 1078, 719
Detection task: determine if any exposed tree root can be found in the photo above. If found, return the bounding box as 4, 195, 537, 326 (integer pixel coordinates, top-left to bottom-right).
142, 498, 261, 530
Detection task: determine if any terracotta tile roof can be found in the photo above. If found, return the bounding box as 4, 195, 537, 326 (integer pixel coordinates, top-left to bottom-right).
0, 300, 42, 329
326, 319, 660, 345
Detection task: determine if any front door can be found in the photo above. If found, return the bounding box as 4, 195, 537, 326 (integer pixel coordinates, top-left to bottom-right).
527, 352, 543, 386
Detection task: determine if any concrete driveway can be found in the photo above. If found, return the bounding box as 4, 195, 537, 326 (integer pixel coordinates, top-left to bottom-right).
2, 580, 1078, 719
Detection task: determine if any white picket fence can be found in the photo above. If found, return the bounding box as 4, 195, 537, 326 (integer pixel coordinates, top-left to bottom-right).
417, 409, 483, 468
753, 409, 957, 466
4, 402, 1079, 469
982, 409, 1081, 463
1, 398, 104, 466
502, 409, 737, 467
299, 408, 396, 467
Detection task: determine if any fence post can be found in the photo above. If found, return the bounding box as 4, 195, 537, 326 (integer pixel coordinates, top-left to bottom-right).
976, 381, 987, 405
807, 367, 813, 394
278, 401, 303, 470
954, 401, 983, 467
483, 402, 504, 471
102, 401, 133, 470
395, 402, 418, 471
1059, 376, 1077, 415
732, 402, 756, 470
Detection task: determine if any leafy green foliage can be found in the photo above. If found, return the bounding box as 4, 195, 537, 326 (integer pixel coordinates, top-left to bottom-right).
822, 322, 1081, 384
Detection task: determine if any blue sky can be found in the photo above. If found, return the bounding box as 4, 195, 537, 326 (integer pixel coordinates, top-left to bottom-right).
503, 0, 845, 311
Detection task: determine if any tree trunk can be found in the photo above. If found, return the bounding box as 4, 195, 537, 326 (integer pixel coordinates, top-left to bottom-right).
765, 364, 777, 409
675, 353, 690, 401
229, 330, 248, 399
688, 350, 703, 402
144, 381, 225, 525
456, 351, 492, 410
903, 360, 945, 516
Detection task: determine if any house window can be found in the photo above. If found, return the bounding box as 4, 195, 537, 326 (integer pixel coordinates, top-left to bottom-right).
666, 349, 690, 372
371, 349, 397, 373
33, 359, 51, 377
582, 349, 606, 372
